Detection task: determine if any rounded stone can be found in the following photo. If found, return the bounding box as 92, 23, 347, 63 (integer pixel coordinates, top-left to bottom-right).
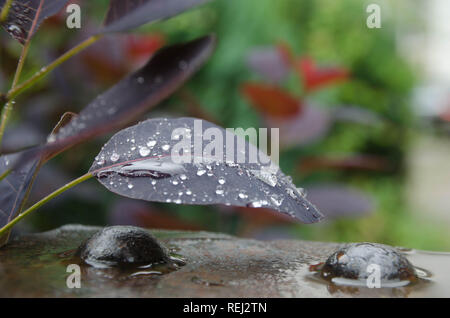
320, 242, 417, 282
78, 226, 169, 268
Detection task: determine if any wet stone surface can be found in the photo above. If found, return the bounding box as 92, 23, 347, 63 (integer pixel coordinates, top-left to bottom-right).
0, 225, 449, 297
319, 243, 418, 286
78, 226, 169, 268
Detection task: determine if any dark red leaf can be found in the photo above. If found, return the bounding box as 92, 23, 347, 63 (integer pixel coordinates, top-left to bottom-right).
80, 49, 128, 85
125, 33, 166, 60
297, 57, 349, 92
241, 82, 301, 118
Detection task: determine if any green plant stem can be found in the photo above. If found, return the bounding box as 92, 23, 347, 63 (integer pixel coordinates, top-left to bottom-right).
6, 35, 102, 102
0, 0, 13, 22
0, 168, 11, 182
0, 39, 32, 146
0, 102, 13, 146
0, 172, 94, 237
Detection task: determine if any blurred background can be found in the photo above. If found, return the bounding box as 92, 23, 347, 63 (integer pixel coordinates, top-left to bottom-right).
1, 0, 450, 251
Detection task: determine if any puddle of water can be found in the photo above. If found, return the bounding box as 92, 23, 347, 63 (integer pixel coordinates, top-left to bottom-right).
405, 249, 450, 297
57, 248, 186, 279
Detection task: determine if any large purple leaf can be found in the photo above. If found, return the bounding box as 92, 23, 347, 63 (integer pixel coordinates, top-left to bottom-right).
0, 0, 70, 44
0, 151, 42, 246
102, 0, 211, 33
0, 153, 38, 234
89, 117, 324, 224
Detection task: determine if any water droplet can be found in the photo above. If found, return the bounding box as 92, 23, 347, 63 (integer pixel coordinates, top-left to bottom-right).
139, 147, 150, 157
270, 195, 284, 207
248, 201, 263, 208
179, 60, 188, 70
110, 153, 120, 162
147, 140, 157, 148
250, 166, 278, 187
286, 188, 297, 199
197, 169, 206, 176
238, 193, 248, 200
97, 156, 106, 165
296, 187, 307, 197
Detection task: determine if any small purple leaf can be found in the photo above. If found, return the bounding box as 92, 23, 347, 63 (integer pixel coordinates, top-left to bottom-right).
332, 105, 381, 126
89, 117, 324, 224
265, 104, 332, 148
246, 47, 290, 84
305, 184, 374, 219
102, 0, 211, 33
0, 0, 70, 44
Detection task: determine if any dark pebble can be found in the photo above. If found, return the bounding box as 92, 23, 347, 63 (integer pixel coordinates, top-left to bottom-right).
320, 242, 417, 282
78, 226, 169, 268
